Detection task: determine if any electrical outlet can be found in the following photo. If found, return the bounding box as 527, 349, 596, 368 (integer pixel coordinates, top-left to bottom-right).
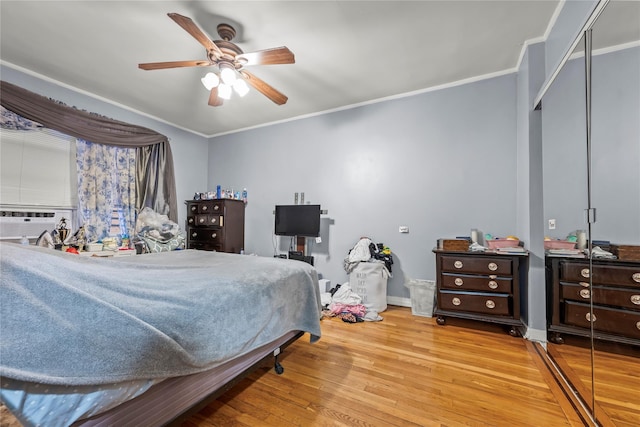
548, 219, 556, 230
399, 226, 409, 233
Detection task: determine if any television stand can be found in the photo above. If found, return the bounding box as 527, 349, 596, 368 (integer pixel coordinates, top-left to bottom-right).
296, 236, 305, 254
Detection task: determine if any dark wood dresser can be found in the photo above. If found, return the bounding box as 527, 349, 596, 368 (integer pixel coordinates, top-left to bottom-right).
546, 256, 640, 346
433, 249, 528, 336
185, 199, 245, 253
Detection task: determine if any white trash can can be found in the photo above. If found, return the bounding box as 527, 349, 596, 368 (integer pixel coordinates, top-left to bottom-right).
404, 279, 436, 317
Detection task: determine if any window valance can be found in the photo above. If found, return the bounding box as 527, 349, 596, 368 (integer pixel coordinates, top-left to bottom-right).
0, 81, 177, 221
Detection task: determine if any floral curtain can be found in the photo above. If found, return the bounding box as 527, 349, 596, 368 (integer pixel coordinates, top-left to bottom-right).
76, 139, 136, 242
0, 106, 43, 131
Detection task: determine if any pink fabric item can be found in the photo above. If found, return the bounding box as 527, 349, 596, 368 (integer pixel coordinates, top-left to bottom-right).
329, 303, 367, 317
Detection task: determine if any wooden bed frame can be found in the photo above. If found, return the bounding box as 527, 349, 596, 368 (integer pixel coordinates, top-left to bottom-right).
72, 331, 304, 426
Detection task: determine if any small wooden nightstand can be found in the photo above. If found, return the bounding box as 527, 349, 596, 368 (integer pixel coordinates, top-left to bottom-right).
433, 249, 528, 336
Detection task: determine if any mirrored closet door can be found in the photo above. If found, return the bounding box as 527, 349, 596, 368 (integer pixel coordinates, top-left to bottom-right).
590, 2, 640, 424
542, 1, 640, 425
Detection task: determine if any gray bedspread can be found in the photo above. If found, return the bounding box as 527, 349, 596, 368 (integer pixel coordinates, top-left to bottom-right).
0, 243, 321, 386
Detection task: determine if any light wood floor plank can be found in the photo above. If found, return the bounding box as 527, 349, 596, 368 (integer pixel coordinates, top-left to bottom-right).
183, 306, 579, 426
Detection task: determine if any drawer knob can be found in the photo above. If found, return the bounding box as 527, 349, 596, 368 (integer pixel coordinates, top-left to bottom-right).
585, 312, 596, 322
579, 282, 590, 288
191, 206, 197, 212
202, 205, 208, 211
486, 300, 496, 309
452, 297, 461, 306
488, 280, 498, 290
636, 321, 640, 331
454, 260, 463, 269
579, 289, 590, 299
188, 218, 194, 224
191, 232, 198, 238
210, 218, 217, 224
214, 205, 220, 211
211, 233, 217, 239
454, 278, 464, 286
198, 218, 205, 224
631, 295, 640, 305
488, 262, 498, 271
581, 268, 590, 278
633, 273, 640, 283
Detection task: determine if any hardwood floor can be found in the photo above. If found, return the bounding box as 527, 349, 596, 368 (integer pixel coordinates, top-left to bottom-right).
182, 306, 585, 426
548, 336, 640, 427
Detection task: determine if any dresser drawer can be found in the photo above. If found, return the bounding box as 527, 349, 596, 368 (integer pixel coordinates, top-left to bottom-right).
186, 201, 224, 215
188, 214, 223, 227
441, 256, 512, 276
561, 263, 640, 287
188, 241, 222, 252
441, 274, 512, 293
561, 283, 640, 310
439, 291, 511, 316
564, 301, 640, 339
188, 227, 224, 243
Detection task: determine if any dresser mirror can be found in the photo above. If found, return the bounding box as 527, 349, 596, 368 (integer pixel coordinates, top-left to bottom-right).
541, 1, 640, 425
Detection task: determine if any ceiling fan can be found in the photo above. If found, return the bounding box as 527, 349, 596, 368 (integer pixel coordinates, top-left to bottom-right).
138, 13, 295, 107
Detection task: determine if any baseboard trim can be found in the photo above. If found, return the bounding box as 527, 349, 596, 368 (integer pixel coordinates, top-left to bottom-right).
387, 296, 411, 307
524, 327, 547, 344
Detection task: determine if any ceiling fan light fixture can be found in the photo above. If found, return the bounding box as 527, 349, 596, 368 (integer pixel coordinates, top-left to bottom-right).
233, 79, 250, 97
201, 72, 220, 91
139, 14, 294, 107
219, 63, 237, 85
218, 83, 232, 100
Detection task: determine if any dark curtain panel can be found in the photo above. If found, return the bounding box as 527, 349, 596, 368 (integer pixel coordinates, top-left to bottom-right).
0, 81, 177, 221
136, 143, 177, 220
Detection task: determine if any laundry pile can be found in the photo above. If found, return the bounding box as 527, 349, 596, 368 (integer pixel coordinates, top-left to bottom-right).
343, 237, 393, 274
322, 282, 383, 323
321, 237, 394, 323
133, 207, 185, 253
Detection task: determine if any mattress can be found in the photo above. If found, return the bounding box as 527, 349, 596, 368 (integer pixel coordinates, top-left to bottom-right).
1, 243, 322, 425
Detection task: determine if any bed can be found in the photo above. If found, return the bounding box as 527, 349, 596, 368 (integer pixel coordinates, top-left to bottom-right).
0, 243, 322, 426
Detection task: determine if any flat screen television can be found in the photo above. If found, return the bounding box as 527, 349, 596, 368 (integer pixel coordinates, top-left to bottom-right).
274, 204, 321, 237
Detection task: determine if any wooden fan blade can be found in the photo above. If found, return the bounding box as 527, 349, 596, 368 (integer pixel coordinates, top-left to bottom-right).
138, 60, 212, 70
208, 87, 223, 107
236, 47, 295, 66
240, 70, 288, 105
167, 13, 223, 58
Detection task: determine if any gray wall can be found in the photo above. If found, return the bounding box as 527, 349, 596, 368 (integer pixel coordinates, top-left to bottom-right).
208, 75, 519, 301
516, 42, 547, 339
1, 65, 209, 229
542, 46, 640, 245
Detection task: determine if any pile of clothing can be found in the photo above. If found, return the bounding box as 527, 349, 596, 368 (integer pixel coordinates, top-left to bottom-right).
320, 237, 395, 323
343, 237, 393, 274
133, 207, 185, 253
322, 283, 383, 323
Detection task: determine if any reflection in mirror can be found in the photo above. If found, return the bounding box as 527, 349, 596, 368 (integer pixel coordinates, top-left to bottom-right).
543, 0, 640, 425
542, 28, 597, 421
590, 0, 640, 425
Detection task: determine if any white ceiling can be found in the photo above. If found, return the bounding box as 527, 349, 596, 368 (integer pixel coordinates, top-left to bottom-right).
0, 1, 636, 137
